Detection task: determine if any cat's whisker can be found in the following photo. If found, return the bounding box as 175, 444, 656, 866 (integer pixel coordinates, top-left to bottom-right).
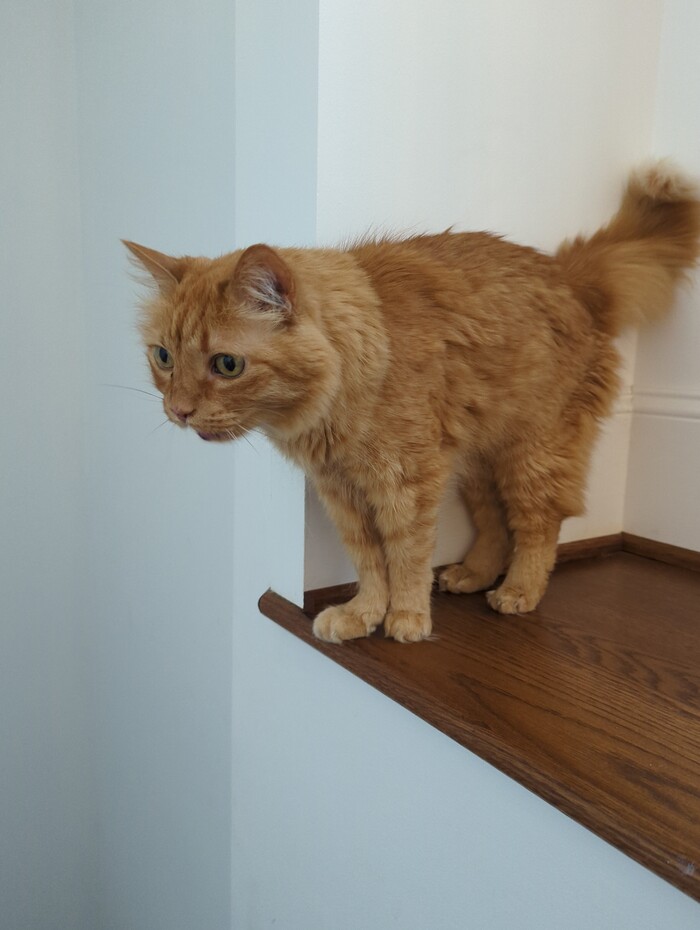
102, 383, 162, 401
149, 418, 171, 437
226, 427, 258, 453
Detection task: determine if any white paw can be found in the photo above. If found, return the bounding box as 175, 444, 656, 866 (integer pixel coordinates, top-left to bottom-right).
312, 604, 380, 643
384, 609, 432, 643
486, 585, 539, 615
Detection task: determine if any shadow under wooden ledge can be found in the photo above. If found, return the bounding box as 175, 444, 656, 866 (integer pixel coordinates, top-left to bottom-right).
259, 538, 700, 902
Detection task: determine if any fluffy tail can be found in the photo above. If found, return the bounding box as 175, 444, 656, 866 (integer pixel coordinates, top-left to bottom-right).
556, 162, 700, 334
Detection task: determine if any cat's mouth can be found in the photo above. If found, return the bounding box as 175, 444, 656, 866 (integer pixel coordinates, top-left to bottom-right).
196, 430, 231, 442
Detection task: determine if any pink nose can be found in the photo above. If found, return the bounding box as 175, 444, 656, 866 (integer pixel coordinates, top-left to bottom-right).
171, 405, 194, 423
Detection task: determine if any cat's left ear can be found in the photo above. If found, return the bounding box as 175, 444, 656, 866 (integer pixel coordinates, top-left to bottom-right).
122, 240, 185, 295
230, 244, 295, 321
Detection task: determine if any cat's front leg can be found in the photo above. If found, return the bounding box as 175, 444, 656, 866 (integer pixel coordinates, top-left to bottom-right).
371, 478, 445, 643
313, 594, 386, 644
311, 479, 389, 643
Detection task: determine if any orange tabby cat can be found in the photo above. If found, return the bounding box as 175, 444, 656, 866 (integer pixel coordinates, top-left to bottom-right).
126, 163, 699, 643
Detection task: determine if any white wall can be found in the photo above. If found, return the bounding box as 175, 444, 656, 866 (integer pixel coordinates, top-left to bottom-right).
230, 1, 315, 923
0, 3, 97, 927
307, 0, 662, 588
625, 0, 700, 548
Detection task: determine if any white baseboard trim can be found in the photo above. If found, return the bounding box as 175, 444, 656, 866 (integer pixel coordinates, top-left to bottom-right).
632, 388, 700, 420
625, 403, 700, 551
613, 387, 633, 416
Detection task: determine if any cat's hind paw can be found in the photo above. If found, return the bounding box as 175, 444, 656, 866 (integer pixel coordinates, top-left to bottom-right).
438, 562, 498, 594
486, 585, 540, 615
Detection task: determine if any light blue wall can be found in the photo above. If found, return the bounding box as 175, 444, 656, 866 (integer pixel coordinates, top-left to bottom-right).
73, 1, 237, 927
0, 3, 96, 927
230, 1, 314, 921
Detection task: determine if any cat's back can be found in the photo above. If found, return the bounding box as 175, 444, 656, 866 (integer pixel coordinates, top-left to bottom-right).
344, 228, 597, 435
348, 229, 556, 292
346, 229, 572, 349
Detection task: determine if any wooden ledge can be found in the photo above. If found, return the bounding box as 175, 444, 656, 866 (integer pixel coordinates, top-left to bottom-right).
259, 540, 700, 901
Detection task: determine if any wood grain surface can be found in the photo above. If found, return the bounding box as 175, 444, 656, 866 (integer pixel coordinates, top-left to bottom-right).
259, 552, 700, 900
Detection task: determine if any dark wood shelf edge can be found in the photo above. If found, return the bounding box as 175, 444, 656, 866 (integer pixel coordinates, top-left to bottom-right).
259, 537, 700, 902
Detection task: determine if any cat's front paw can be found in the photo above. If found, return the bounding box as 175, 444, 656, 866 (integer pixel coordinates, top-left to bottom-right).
384, 609, 432, 643
313, 604, 380, 644
438, 562, 497, 594
486, 584, 540, 615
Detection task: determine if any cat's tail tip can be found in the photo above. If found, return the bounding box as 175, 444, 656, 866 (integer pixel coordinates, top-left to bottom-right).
628, 158, 699, 205
557, 159, 700, 334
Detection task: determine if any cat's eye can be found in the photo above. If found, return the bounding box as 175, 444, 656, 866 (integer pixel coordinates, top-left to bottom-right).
152, 346, 174, 370
212, 354, 245, 378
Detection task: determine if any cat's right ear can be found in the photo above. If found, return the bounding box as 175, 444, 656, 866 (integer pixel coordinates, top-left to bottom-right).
230, 244, 295, 322
122, 240, 185, 295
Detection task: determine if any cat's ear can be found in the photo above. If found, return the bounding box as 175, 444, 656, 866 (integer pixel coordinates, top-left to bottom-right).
122, 240, 185, 295
230, 244, 295, 321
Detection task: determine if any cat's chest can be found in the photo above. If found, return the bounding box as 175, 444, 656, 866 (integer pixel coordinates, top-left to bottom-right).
284, 430, 403, 491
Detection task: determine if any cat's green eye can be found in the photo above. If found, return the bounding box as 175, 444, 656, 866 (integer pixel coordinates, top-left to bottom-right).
212, 354, 245, 378
152, 346, 174, 370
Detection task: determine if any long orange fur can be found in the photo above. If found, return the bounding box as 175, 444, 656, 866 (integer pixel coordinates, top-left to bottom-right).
126, 163, 700, 643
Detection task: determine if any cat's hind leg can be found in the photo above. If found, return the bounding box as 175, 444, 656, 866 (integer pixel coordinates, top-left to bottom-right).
486, 438, 570, 614
311, 479, 390, 643
485, 520, 560, 614
438, 456, 512, 594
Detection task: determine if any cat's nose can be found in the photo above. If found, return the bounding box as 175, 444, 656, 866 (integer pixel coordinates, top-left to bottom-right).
171, 404, 194, 423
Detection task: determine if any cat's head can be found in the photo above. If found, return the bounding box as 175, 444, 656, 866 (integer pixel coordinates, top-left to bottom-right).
125, 241, 340, 443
